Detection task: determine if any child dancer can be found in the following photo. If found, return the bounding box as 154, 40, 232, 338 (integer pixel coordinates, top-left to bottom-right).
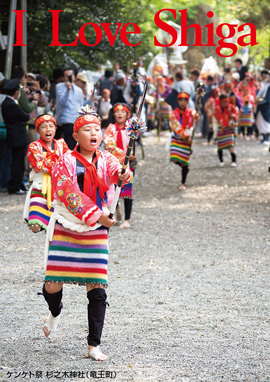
170, 92, 199, 190
215, 95, 239, 167
23, 114, 69, 233
42, 107, 130, 361
103, 103, 136, 229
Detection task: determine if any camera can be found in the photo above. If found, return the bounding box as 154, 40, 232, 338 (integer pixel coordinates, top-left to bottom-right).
68, 75, 72, 83
27, 82, 34, 87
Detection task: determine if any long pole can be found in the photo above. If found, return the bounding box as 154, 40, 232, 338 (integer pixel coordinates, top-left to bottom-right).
21, 0, 27, 70
5, 0, 17, 79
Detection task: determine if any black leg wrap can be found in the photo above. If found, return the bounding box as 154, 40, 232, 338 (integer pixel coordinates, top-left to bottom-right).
124, 198, 132, 221
181, 166, 189, 185
231, 152, 236, 163
87, 288, 108, 347
218, 150, 223, 162
42, 284, 63, 318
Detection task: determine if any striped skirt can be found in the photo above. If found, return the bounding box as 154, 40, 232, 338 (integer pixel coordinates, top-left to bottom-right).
27, 188, 54, 230
147, 104, 155, 121
239, 111, 254, 127
157, 102, 171, 119
170, 137, 191, 166
216, 129, 234, 150
45, 223, 108, 286
120, 173, 133, 199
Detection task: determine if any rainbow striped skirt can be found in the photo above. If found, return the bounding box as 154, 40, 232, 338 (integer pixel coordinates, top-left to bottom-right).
217, 129, 234, 150
120, 173, 133, 199
44, 223, 108, 286
170, 137, 191, 166
239, 111, 254, 127
27, 188, 54, 230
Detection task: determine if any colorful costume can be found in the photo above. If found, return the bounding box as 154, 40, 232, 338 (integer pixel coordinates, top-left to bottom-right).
23, 115, 69, 231
170, 107, 194, 166
215, 101, 238, 151
238, 93, 254, 135
44, 148, 127, 286
103, 121, 133, 200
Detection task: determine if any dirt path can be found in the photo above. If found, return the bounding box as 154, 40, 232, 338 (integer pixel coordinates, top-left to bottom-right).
0, 135, 269, 381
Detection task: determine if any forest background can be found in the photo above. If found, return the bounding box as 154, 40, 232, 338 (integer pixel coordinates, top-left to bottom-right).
0, 0, 269, 75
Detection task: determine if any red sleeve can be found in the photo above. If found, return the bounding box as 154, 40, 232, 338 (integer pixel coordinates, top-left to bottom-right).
103, 124, 126, 163
27, 142, 55, 175
104, 151, 131, 185
52, 156, 103, 226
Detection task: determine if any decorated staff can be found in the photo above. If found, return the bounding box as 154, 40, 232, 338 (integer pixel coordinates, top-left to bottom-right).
109, 78, 148, 220
131, 62, 145, 160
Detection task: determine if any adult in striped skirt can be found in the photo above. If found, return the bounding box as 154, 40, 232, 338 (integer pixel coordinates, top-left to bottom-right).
23, 114, 69, 233
169, 92, 199, 191
41, 107, 130, 361
104, 103, 137, 229
215, 95, 239, 167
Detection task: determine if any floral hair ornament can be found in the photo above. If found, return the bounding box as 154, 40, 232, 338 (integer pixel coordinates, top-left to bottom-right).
73, 105, 101, 133
35, 114, 57, 131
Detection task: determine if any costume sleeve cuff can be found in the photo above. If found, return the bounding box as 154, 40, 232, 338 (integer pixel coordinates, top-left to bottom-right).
84, 207, 103, 226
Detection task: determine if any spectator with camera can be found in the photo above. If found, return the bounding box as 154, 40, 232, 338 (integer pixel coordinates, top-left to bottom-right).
55, 67, 83, 149
12, 66, 38, 114
25, 73, 48, 143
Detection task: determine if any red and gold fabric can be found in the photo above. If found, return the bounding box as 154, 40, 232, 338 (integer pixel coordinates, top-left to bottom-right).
27, 138, 69, 175
215, 101, 238, 129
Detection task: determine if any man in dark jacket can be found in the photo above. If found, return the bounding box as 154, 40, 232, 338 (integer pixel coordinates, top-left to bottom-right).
234, 59, 248, 81
2, 78, 30, 194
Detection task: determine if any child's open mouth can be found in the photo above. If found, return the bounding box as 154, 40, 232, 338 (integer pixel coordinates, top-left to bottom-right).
90, 138, 97, 145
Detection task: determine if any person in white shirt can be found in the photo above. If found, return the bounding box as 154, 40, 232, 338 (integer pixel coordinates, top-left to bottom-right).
99, 89, 112, 129
55, 68, 83, 149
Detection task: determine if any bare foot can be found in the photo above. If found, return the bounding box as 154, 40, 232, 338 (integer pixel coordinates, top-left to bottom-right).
86, 346, 107, 361
30, 223, 41, 233
119, 220, 130, 229
179, 183, 186, 191
43, 324, 50, 339
115, 204, 122, 222
43, 313, 61, 340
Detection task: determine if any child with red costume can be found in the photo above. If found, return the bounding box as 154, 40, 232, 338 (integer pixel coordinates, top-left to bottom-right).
215, 95, 239, 167
103, 103, 137, 228
169, 92, 199, 190
41, 106, 130, 361
23, 114, 69, 233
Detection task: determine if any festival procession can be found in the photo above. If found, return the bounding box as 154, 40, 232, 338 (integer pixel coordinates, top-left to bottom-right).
0, 1, 270, 380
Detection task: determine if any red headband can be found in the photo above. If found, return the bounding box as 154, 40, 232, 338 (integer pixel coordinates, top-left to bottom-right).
73, 114, 101, 133
114, 104, 130, 114
177, 92, 190, 100
35, 115, 56, 131
102, 89, 111, 96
